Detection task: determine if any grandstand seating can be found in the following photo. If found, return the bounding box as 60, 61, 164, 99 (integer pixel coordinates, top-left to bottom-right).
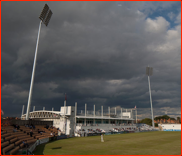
1, 124, 59, 155
15, 140, 22, 146
10, 146, 19, 155
10, 138, 18, 144
1, 133, 11, 138
1, 141, 9, 148
4, 135, 15, 141
3, 144, 14, 155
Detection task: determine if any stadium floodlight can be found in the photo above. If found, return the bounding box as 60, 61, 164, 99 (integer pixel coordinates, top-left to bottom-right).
26, 4, 53, 120
39, 4, 49, 21
146, 66, 154, 128
146, 67, 153, 76
44, 10, 53, 26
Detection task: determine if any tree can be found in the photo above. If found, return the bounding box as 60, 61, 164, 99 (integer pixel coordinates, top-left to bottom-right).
154, 115, 171, 121
161, 115, 170, 120
177, 117, 181, 123
170, 118, 176, 120
140, 118, 152, 126
155, 123, 158, 127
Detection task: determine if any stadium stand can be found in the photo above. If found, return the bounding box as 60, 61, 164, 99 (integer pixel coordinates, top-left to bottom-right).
1, 123, 59, 155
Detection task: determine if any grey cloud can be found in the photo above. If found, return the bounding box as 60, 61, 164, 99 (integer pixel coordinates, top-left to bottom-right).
1, 1, 181, 118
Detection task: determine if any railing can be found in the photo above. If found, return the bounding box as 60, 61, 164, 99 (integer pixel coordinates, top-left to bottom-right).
76, 123, 136, 126
76, 114, 130, 119
76, 110, 131, 118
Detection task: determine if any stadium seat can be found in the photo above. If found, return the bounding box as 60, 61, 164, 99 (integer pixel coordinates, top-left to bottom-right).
35, 135, 43, 139
10, 146, 20, 155
39, 136, 48, 140
14, 133, 28, 136
18, 136, 32, 140
15, 140, 22, 146
10, 137, 18, 144
19, 139, 36, 149
11, 134, 26, 138
2, 144, 14, 155
24, 137, 35, 141
4, 135, 15, 141
1, 141, 9, 148
1, 138, 4, 143
1, 133, 11, 138
19, 143, 24, 148
27, 139, 36, 144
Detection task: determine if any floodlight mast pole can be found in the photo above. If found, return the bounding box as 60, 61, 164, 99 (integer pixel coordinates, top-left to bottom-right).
136, 108, 137, 124
26, 21, 42, 120
146, 66, 154, 128
148, 75, 154, 128
25, 4, 52, 120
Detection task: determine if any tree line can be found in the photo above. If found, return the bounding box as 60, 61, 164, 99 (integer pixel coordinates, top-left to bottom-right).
139, 115, 181, 127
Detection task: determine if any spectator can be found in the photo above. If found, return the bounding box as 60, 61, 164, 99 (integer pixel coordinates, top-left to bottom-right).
45, 124, 49, 129
30, 130, 33, 137
50, 132, 53, 136
13, 128, 17, 132
22, 140, 29, 148
17, 125, 20, 130
33, 125, 35, 129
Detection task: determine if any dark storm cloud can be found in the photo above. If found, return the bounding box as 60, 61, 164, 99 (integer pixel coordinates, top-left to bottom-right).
1, 1, 181, 119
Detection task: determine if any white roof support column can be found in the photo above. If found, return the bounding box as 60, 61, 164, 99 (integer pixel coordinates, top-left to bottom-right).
94, 105, 95, 117
33, 106, 35, 112
121, 108, 122, 118
131, 109, 132, 119
63, 100, 66, 133
85, 103, 87, 117
64, 100, 66, 115
52, 107, 54, 111
101, 106, 103, 117
108, 106, 110, 124
75, 102, 77, 130
126, 109, 127, 112
101, 106, 103, 124
85, 103, 87, 126
115, 107, 116, 115
136, 109, 137, 123
21, 105, 24, 117
43, 107, 45, 111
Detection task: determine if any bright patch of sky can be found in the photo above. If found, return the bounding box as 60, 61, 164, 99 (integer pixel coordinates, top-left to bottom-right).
146, 2, 181, 28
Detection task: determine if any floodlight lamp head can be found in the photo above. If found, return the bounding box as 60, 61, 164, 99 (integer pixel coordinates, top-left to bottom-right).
146, 67, 153, 76
44, 10, 53, 26
39, 4, 53, 26
39, 4, 49, 21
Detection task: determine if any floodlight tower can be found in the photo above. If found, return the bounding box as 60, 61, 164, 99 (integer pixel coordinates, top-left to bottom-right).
146, 66, 154, 128
26, 4, 53, 120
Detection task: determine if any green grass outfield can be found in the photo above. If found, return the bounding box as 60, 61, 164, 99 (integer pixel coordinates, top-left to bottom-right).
33, 131, 181, 155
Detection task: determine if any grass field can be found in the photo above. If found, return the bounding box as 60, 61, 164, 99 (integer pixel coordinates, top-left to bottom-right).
33, 131, 181, 155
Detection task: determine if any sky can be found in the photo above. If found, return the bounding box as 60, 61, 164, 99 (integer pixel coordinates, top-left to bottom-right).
1, 1, 181, 119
